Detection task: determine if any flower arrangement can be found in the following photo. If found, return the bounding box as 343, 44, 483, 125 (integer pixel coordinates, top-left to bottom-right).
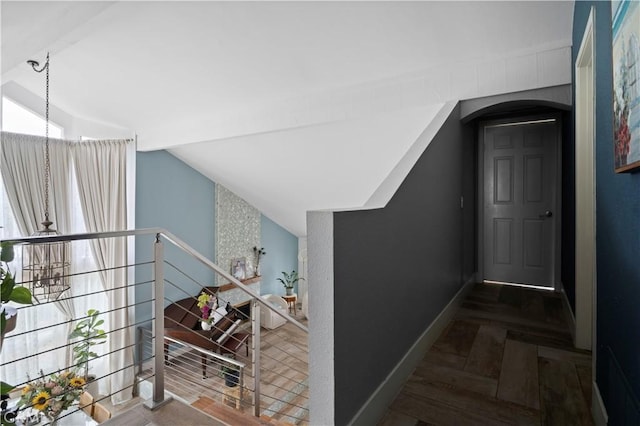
197, 292, 218, 325
18, 370, 86, 422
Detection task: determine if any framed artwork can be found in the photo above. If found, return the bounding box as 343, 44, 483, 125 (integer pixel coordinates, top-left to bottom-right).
612, 0, 640, 172
231, 257, 246, 280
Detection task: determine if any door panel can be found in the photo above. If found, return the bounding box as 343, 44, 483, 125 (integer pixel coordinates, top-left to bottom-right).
523, 219, 544, 267
495, 157, 514, 203
483, 120, 557, 287
493, 218, 513, 265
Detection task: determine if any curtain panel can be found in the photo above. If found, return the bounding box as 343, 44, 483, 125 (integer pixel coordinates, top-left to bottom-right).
71, 139, 134, 405
1, 132, 77, 369
1, 132, 72, 236
1, 132, 135, 405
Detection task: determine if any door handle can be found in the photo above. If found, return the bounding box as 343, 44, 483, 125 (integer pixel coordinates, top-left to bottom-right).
539, 210, 553, 218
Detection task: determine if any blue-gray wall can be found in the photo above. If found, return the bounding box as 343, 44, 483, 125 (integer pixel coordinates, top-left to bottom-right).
135, 150, 216, 321
135, 150, 299, 323
332, 103, 475, 424
573, 2, 640, 423
260, 215, 299, 296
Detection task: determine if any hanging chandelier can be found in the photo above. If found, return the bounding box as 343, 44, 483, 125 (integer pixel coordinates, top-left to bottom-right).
22, 52, 71, 303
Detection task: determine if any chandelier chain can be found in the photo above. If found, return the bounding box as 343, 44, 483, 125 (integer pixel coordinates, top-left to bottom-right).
28, 52, 51, 224
44, 52, 50, 222
24, 52, 71, 304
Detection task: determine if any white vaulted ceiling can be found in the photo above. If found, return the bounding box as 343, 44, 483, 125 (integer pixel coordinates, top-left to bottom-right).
1, 1, 574, 236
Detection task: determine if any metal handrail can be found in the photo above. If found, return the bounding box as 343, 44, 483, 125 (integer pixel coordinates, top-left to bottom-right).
2, 228, 309, 422
2, 228, 308, 333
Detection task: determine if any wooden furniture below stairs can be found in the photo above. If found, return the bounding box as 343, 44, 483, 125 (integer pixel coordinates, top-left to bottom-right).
163, 287, 246, 377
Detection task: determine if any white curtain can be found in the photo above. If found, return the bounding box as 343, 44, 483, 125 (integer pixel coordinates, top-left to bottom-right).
0, 133, 130, 401
72, 139, 134, 405
0, 132, 77, 372
1, 132, 71, 237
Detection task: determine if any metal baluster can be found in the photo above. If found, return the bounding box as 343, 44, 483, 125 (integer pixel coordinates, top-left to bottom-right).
144, 234, 172, 409
252, 297, 261, 417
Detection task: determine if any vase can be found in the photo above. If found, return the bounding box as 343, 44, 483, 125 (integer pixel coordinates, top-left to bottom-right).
285, 287, 293, 296
224, 369, 240, 387
201, 321, 212, 331
4, 313, 17, 334
86, 375, 99, 397
0, 313, 17, 352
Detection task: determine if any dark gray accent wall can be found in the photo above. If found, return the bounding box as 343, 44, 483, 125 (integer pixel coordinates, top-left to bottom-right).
574, 3, 640, 423
333, 103, 475, 424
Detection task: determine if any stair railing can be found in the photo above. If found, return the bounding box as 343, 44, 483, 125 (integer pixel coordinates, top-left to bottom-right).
2, 228, 309, 424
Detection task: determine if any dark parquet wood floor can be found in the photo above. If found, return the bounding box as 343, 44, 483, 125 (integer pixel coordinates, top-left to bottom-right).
379, 283, 594, 426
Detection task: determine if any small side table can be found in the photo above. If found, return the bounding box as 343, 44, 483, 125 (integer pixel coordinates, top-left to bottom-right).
282, 293, 297, 315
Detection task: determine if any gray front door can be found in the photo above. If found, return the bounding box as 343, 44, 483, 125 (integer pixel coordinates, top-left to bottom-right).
482, 118, 558, 287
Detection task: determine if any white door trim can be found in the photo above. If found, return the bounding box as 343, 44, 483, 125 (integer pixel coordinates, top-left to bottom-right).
574, 6, 596, 352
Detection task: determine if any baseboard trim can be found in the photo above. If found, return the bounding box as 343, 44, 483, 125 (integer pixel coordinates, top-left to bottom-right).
592, 381, 608, 425
348, 275, 476, 426
558, 283, 577, 343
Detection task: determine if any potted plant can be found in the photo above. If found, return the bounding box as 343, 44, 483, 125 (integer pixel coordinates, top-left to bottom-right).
69, 309, 107, 382
277, 270, 304, 296
197, 291, 218, 330
221, 364, 240, 387
1, 242, 32, 345
1, 242, 33, 425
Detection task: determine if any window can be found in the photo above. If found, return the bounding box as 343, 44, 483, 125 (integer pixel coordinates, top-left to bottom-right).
2, 96, 63, 138
1, 97, 109, 386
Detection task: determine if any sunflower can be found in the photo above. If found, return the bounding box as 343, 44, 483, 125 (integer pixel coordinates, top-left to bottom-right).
19, 370, 85, 417
32, 391, 51, 411
69, 377, 86, 388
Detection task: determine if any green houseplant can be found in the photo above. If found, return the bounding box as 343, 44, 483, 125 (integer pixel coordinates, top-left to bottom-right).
1, 242, 32, 340
221, 364, 240, 387
277, 270, 304, 296
1, 242, 33, 425
69, 309, 107, 381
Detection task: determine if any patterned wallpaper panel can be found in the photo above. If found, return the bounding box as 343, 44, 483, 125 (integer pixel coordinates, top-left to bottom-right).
215, 184, 261, 285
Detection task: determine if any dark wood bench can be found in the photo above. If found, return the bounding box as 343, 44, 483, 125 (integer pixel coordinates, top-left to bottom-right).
163, 288, 248, 377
